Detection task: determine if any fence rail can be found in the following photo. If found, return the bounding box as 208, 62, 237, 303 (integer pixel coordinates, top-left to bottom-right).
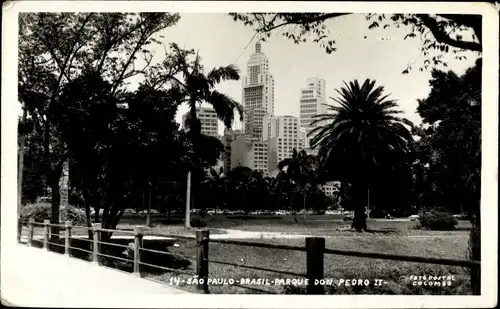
18, 219, 481, 295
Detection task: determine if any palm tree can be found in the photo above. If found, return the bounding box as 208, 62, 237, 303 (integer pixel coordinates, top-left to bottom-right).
270, 171, 288, 211
200, 167, 224, 209
170, 49, 243, 139
278, 149, 317, 221
309, 79, 414, 231
167, 48, 243, 221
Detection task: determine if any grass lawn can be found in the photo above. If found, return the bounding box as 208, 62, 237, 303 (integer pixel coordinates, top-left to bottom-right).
146, 233, 472, 295
119, 213, 472, 235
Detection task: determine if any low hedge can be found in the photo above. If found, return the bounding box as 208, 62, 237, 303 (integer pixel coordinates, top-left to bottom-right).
190, 216, 207, 228
418, 210, 458, 231
20, 203, 87, 226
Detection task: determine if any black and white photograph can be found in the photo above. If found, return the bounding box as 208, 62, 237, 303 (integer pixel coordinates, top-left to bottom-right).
1, 1, 498, 308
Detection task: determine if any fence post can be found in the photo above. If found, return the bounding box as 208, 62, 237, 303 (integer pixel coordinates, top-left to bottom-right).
471, 264, 481, 295
133, 226, 144, 277
92, 223, 101, 265
28, 218, 34, 247
17, 219, 22, 243
306, 237, 325, 294
196, 230, 209, 294
43, 219, 50, 250
64, 221, 72, 256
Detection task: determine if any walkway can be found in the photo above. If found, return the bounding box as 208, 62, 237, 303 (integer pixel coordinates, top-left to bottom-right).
1, 244, 189, 307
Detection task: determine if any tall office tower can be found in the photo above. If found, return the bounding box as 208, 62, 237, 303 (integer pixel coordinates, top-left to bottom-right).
182, 107, 219, 137
242, 41, 275, 140
264, 115, 305, 173
299, 77, 327, 148
222, 128, 243, 173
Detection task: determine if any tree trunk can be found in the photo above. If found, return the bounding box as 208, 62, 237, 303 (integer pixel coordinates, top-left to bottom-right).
18, 107, 27, 220
352, 208, 367, 231
50, 180, 61, 243
350, 182, 367, 232
82, 189, 94, 240
146, 185, 152, 227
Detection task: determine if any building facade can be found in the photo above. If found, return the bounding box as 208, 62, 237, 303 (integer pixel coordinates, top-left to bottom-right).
182, 107, 219, 137
230, 134, 268, 175
321, 181, 341, 196
299, 77, 327, 148
242, 42, 275, 140
263, 115, 305, 172
222, 128, 242, 173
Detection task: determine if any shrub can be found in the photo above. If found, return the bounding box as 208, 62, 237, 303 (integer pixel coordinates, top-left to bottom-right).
418, 210, 458, 231
20, 203, 87, 225
190, 216, 207, 228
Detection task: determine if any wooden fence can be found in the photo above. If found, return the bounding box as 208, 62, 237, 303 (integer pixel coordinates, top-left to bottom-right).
18, 219, 481, 295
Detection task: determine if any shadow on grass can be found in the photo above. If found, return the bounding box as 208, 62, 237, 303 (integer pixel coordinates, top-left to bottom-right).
225, 215, 283, 220
364, 229, 398, 235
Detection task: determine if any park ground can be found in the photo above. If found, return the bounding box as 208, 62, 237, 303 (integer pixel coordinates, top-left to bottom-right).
24, 214, 474, 295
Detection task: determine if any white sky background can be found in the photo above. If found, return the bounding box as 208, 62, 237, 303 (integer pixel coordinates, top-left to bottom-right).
149, 13, 480, 135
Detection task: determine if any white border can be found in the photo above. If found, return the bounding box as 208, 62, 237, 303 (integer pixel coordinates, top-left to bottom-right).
1, 2, 498, 308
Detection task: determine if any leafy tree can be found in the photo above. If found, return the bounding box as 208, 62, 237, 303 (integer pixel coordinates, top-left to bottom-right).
309, 79, 414, 231
414, 59, 481, 225
18, 12, 180, 238
229, 13, 482, 73
53, 71, 193, 240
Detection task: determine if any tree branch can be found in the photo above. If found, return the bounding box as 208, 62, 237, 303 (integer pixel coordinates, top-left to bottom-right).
259, 13, 351, 33
110, 16, 152, 94
419, 14, 482, 52
437, 14, 482, 42
95, 15, 146, 74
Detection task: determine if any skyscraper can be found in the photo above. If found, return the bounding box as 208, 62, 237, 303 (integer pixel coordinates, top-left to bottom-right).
229, 41, 274, 175
242, 42, 275, 140
299, 77, 327, 148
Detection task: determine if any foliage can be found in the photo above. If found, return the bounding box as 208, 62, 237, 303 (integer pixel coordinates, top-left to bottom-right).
190, 216, 207, 228
166, 45, 243, 169
412, 59, 481, 221
20, 203, 86, 226
229, 13, 482, 73
309, 79, 414, 230
194, 161, 330, 214
418, 210, 458, 231
18, 12, 181, 230
53, 72, 195, 234
20, 130, 47, 204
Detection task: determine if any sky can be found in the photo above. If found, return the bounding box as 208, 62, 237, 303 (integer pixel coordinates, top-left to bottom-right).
147, 13, 479, 135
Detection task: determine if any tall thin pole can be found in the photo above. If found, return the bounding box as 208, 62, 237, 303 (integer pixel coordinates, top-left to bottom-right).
185, 171, 191, 228
146, 181, 152, 227
367, 183, 370, 219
